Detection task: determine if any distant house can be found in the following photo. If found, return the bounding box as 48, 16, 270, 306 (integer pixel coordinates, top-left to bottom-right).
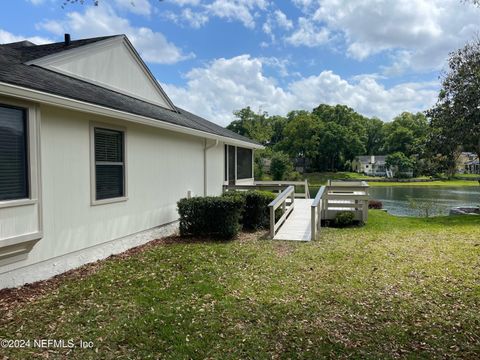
352, 155, 415, 178
458, 152, 479, 174
351, 155, 387, 177
0, 34, 262, 289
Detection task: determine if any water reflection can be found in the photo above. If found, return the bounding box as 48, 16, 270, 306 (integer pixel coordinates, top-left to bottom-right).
369, 186, 480, 217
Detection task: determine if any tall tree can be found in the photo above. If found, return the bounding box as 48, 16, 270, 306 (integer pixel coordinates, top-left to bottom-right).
278, 112, 319, 171
227, 107, 273, 145
427, 38, 480, 161
383, 112, 428, 156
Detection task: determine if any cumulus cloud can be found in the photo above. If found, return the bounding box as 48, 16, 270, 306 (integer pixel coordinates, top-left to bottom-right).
289, 0, 480, 73
206, 0, 269, 29
285, 17, 329, 47
0, 29, 52, 45
165, 0, 270, 29
37, 4, 193, 64
164, 55, 438, 125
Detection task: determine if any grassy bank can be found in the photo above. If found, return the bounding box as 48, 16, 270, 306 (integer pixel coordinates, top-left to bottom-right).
1, 212, 480, 359
304, 172, 479, 188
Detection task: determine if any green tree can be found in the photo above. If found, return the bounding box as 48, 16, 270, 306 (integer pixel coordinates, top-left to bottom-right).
363, 117, 385, 155
227, 107, 273, 145
278, 112, 319, 172
383, 112, 428, 156
270, 152, 293, 180
426, 38, 480, 162
386, 152, 415, 173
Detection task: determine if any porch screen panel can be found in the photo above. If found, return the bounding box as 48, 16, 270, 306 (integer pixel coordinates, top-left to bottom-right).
0, 106, 28, 201
237, 147, 253, 179
94, 128, 125, 200
228, 145, 235, 182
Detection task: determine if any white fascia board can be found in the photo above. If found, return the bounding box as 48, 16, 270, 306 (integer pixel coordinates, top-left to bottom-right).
0, 82, 263, 149
26, 36, 177, 112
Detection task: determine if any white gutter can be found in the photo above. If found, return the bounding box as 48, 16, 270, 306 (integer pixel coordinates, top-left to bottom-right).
204, 139, 219, 196
0, 82, 264, 150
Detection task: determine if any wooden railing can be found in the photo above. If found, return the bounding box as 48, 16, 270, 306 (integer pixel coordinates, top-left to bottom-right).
254, 180, 310, 199
223, 179, 310, 199
310, 186, 326, 241
323, 181, 369, 222
268, 185, 295, 238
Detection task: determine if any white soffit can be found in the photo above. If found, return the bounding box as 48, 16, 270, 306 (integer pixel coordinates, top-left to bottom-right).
27, 36, 175, 111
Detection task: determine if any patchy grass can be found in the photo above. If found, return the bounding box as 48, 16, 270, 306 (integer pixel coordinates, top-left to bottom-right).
1, 212, 480, 359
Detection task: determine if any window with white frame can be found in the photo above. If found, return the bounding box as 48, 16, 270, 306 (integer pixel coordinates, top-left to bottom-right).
0, 105, 28, 201
93, 127, 126, 201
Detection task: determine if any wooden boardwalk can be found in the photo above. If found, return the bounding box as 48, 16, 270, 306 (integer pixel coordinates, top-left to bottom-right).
273, 199, 313, 241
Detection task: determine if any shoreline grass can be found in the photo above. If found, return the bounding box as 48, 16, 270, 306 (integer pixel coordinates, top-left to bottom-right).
304, 172, 479, 187
1, 212, 480, 358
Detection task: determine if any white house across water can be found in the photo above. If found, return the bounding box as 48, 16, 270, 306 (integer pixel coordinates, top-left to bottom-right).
0, 34, 261, 289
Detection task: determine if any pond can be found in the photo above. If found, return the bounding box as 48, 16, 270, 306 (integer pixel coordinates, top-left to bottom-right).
369, 186, 480, 217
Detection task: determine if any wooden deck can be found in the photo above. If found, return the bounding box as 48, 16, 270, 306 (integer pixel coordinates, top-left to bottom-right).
273, 199, 313, 241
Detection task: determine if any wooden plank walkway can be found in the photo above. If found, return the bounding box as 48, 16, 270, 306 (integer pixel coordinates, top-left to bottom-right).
273, 199, 313, 241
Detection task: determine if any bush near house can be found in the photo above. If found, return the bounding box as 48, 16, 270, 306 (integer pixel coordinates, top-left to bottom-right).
177, 196, 244, 239
224, 190, 276, 230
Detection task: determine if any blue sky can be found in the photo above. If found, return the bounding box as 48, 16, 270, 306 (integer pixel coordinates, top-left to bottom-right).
1, 0, 479, 125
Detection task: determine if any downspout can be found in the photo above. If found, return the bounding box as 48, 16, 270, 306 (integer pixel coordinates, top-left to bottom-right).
204, 139, 219, 196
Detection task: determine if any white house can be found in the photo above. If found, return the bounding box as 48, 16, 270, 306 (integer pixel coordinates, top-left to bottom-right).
0, 34, 262, 289
351, 155, 387, 177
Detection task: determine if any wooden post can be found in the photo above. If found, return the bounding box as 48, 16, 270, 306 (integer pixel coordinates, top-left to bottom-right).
304, 179, 309, 199
269, 206, 275, 238
311, 206, 316, 240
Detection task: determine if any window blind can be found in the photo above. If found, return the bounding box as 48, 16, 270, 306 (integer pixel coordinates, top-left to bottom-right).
0, 105, 28, 201
94, 128, 125, 200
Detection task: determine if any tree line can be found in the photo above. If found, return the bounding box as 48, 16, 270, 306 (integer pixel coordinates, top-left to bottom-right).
227, 105, 429, 178
226, 38, 480, 180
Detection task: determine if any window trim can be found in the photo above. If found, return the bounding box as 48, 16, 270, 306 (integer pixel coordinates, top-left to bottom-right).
236, 146, 254, 181
0, 99, 40, 210
90, 122, 128, 206
223, 145, 255, 184
0, 97, 42, 264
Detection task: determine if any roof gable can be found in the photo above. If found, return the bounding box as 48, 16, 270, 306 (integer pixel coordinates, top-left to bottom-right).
26, 36, 175, 110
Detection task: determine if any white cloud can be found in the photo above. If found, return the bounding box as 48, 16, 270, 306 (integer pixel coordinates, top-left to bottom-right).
165, 0, 270, 29
0, 29, 52, 45
37, 4, 193, 64
114, 0, 152, 15
164, 55, 294, 125
181, 8, 210, 28
285, 17, 329, 47
274, 10, 293, 30
289, 0, 480, 73
164, 55, 438, 125
27, 0, 46, 4
206, 0, 269, 29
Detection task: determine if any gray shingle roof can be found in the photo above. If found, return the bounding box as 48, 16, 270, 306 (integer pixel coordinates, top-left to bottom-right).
0, 35, 260, 147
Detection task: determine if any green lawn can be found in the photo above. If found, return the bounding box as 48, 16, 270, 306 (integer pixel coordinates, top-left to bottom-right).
1, 212, 480, 359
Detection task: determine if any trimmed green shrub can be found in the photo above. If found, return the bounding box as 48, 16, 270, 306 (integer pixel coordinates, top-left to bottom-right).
177, 196, 244, 239
224, 190, 276, 230
334, 211, 355, 227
